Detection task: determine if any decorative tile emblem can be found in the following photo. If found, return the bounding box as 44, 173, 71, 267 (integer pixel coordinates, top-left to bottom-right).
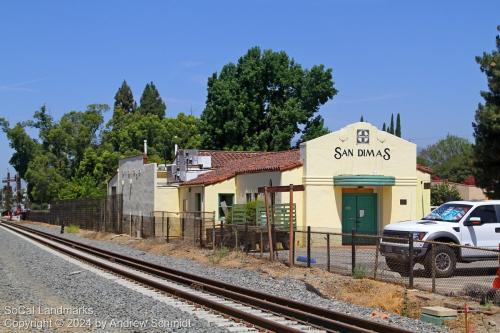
357, 129, 369, 144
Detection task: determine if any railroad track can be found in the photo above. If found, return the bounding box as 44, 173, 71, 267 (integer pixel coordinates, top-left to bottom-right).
0, 221, 412, 333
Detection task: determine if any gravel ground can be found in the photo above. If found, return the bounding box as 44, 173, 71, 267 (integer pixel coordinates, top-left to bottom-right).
20, 222, 446, 332
0, 226, 230, 333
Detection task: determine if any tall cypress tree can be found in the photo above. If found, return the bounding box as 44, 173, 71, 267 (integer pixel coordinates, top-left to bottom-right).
382, 122, 386, 131
395, 113, 401, 137
360, 115, 364, 122
473, 25, 500, 198
389, 114, 394, 134
139, 82, 166, 118
114, 80, 136, 114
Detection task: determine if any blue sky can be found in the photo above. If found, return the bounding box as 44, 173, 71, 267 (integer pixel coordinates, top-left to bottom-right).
1, 1, 499, 176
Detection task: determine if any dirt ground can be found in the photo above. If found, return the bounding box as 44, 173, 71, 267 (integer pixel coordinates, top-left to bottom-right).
22, 222, 500, 332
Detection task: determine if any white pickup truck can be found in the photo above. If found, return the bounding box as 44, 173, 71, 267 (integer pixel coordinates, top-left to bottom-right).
380, 200, 500, 277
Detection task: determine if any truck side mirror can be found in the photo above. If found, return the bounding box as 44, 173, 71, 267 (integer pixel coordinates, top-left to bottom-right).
464, 217, 482, 226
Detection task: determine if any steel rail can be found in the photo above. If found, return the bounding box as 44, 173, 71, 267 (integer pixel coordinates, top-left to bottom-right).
0, 222, 304, 333
2, 221, 412, 333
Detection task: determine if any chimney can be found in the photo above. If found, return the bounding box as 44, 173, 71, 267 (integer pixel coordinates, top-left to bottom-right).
143, 139, 148, 164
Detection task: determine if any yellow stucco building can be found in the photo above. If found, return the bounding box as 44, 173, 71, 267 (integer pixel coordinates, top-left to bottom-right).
110, 122, 431, 235
174, 122, 430, 234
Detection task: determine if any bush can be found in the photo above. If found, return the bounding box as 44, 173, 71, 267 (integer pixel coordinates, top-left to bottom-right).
431, 183, 462, 206
353, 265, 367, 279
209, 246, 230, 264
225, 200, 262, 225
66, 224, 80, 233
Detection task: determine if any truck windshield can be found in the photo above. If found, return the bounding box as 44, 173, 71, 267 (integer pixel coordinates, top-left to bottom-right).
424, 203, 472, 222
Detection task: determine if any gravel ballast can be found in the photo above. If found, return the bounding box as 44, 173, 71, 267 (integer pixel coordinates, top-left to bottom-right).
0, 226, 231, 333
19, 222, 446, 332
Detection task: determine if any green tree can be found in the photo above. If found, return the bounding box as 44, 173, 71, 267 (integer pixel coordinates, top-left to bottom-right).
473, 25, 500, 198
57, 104, 108, 171
114, 80, 136, 114
200, 47, 337, 151
62, 144, 121, 198
2, 186, 13, 212
389, 114, 394, 134
418, 135, 474, 183
139, 82, 166, 118
161, 113, 202, 161
298, 115, 330, 144
25, 152, 65, 204
395, 113, 401, 137
382, 122, 386, 131
0, 119, 40, 179
360, 115, 364, 122
431, 183, 462, 206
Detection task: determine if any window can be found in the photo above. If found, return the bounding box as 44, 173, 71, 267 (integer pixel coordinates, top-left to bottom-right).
245, 193, 258, 202
218, 193, 234, 220
468, 205, 499, 223
424, 203, 472, 222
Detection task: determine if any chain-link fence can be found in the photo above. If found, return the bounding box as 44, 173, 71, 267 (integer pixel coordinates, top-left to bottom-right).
24, 197, 216, 244
271, 227, 500, 303
23, 198, 500, 302
145, 211, 216, 245
26, 195, 123, 233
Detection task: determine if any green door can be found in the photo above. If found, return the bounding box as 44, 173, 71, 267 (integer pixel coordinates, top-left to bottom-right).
342, 193, 377, 244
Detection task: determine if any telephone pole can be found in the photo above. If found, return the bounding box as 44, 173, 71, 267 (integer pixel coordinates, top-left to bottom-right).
2, 171, 21, 210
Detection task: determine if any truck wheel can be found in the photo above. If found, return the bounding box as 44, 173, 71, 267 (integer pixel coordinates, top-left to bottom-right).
424, 245, 456, 278
385, 257, 412, 276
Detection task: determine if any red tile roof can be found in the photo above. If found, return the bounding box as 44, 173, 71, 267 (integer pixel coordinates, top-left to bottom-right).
183, 150, 302, 186
184, 151, 432, 186
198, 150, 266, 168
417, 164, 432, 174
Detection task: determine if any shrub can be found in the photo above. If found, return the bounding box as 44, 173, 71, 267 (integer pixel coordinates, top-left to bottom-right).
66, 224, 80, 233
353, 265, 367, 279
431, 183, 462, 206
210, 246, 229, 264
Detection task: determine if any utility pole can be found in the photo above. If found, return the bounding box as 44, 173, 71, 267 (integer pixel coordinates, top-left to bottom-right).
2, 171, 22, 208
1, 171, 15, 212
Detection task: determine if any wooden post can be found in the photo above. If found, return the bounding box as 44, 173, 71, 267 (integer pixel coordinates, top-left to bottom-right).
264, 187, 274, 261
431, 243, 436, 293
220, 220, 224, 249
374, 236, 380, 279
260, 229, 263, 258
212, 219, 215, 250
129, 212, 133, 237
162, 211, 165, 237
141, 213, 144, 238
166, 216, 170, 243
351, 228, 356, 275
408, 233, 414, 289
326, 233, 331, 272
289, 184, 294, 267
199, 213, 204, 248
307, 226, 311, 268
244, 223, 249, 253
235, 228, 239, 251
